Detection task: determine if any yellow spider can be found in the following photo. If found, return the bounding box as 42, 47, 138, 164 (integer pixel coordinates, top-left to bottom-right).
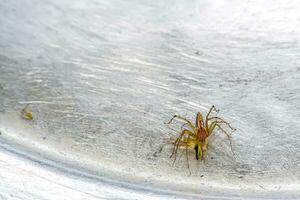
167, 105, 235, 170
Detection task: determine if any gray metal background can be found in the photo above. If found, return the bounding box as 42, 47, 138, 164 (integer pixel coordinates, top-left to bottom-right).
0, 0, 300, 199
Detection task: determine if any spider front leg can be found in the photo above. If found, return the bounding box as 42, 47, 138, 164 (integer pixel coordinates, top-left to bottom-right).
205, 105, 219, 132
167, 114, 196, 133
206, 105, 219, 119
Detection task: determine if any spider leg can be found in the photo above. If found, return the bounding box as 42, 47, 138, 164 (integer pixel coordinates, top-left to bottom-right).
205, 105, 218, 133
185, 136, 191, 175
208, 117, 235, 131
207, 121, 217, 136
172, 140, 187, 165
177, 146, 186, 162
204, 121, 218, 157
171, 135, 184, 163
215, 124, 235, 155
207, 121, 234, 156
170, 130, 188, 159
174, 138, 192, 174
180, 122, 189, 131
167, 115, 196, 133
206, 105, 218, 119
170, 129, 194, 162
174, 140, 184, 164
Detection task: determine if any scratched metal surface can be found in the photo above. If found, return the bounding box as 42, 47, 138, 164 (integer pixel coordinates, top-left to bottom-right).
1, 0, 300, 199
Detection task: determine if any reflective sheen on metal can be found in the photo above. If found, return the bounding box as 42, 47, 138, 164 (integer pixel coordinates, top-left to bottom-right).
0, 0, 300, 199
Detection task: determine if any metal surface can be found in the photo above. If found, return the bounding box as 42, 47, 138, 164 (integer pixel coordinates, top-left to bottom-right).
1, 0, 300, 199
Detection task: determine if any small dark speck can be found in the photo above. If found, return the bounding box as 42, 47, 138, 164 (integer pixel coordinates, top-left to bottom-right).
195, 51, 203, 55
239, 176, 243, 179
42, 136, 47, 140
219, 84, 223, 88
210, 157, 214, 159
200, 175, 204, 177
0, 131, 2, 135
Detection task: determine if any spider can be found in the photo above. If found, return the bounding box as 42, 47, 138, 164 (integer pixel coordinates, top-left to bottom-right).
167, 105, 235, 171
